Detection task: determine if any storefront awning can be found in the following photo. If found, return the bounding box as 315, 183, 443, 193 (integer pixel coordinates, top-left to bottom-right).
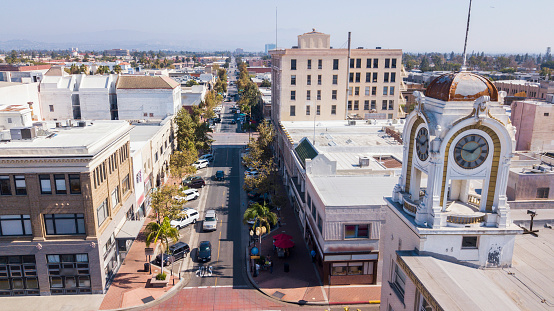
115, 220, 143, 240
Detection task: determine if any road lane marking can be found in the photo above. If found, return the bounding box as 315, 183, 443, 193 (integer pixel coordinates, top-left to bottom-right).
217, 228, 222, 261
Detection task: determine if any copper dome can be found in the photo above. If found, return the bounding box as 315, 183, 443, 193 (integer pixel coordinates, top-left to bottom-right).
425, 72, 498, 102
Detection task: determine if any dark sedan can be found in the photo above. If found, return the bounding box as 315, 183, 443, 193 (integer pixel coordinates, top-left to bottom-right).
198, 241, 212, 262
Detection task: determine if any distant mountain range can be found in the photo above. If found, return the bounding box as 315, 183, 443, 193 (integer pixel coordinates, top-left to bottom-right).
0, 29, 301, 52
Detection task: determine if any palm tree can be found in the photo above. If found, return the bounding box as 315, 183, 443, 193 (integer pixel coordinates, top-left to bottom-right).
243, 202, 277, 254
145, 217, 179, 273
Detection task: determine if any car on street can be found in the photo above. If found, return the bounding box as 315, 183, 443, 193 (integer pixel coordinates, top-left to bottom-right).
192, 159, 209, 169
198, 241, 212, 262
182, 176, 205, 188
181, 188, 200, 200
202, 210, 218, 232
155, 242, 190, 266
170, 209, 200, 229
215, 170, 225, 181
199, 154, 214, 162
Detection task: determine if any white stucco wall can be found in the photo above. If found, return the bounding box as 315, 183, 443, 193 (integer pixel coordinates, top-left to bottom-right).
117, 88, 179, 120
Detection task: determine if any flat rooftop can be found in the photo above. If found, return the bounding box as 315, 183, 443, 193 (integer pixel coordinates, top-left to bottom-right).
311, 175, 398, 207
398, 226, 554, 310
282, 120, 404, 149
0, 120, 132, 157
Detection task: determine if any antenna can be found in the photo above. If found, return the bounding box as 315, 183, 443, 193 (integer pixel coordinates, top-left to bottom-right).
275, 6, 278, 49
462, 0, 473, 71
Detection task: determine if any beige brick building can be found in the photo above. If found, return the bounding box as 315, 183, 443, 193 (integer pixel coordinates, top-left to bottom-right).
0, 120, 135, 296
270, 30, 404, 122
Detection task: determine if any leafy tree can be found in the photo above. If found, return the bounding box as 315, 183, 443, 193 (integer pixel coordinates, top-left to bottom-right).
83, 53, 89, 62
150, 184, 181, 223
113, 65, 122, 74
260, 79, 271, 87
145, 217, 179, 272
185, 79, 199, 87
169, 144, 197, 179
242, 202, 277, 237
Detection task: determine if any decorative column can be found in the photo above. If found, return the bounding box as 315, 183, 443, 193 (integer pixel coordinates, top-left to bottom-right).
421, 140, 445, 228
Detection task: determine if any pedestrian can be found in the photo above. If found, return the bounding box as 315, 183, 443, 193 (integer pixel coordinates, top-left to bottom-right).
255, 263, 260, 276
311, 250, 316, 263
269, 258, 273, 274
273, 238, 277, 253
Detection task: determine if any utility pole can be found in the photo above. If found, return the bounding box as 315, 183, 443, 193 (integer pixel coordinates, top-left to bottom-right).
344, 32, 351, 120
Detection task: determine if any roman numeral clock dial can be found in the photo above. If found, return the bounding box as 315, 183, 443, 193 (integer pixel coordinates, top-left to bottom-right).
415, 127, 429, 162
454, 134, 489, 169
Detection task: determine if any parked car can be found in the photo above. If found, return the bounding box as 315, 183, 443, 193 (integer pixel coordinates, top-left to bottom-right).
170, 209, 200, 229
215, 170, 225, 181
192, 159, 209, 169
203, 210, 218, 232
155, 242, 190, 266
182, 188, 200, 200
198, 241, 212, 262
199, 154, 214, 162
182, 176, 205, 188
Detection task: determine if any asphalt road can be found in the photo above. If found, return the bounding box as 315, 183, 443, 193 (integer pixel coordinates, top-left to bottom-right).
185, 96, 250, 288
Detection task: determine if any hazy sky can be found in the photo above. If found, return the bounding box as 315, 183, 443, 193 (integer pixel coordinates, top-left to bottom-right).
1, 0, 553, 53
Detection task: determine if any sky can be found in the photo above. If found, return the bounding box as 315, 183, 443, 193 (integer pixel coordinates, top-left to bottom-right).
1, 0, 553, 54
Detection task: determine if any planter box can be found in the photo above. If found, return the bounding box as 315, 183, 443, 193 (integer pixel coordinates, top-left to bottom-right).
150, 273, 169, 288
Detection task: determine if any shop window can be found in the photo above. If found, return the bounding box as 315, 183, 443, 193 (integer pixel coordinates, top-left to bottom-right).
0, 255, 38, 294
47, 254, 90, 294
348, 262, 363, 275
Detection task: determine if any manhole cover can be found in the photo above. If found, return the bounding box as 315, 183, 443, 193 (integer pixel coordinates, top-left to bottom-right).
272, 291, 285, 299
141, 296, 155, 304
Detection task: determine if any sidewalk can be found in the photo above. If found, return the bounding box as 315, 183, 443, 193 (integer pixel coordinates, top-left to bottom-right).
99, 209, 180, 310
247, 187, 381, 305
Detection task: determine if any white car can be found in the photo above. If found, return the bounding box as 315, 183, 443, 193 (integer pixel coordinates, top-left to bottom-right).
245, 170, 259, 178
192, 159, 209, 169
202, 210, 218, 232
170, 209, 200, 229
199, 154, 214, 162
180, 188, 199, 201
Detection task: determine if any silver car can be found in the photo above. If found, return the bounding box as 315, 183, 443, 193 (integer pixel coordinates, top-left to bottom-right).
202, 210, 217, 232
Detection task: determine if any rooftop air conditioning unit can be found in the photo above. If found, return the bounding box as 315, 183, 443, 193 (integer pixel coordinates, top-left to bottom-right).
56, 122, 62, 128
10, 127, 36, 140
78, 121, 86, 127
67, 119, 73, 127
348, 120, 356, 126
0, 130, 11, 142
359, 156, 370, 167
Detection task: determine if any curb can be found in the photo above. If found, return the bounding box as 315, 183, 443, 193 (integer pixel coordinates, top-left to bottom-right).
106, 268, 193, 311
244, 245, 375, 307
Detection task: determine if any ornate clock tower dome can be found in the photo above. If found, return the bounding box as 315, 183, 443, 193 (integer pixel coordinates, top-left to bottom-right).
392, 71, 515, 229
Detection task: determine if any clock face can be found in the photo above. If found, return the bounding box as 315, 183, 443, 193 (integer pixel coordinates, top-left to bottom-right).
454, 134, 489, 169
415, 127, 429, 161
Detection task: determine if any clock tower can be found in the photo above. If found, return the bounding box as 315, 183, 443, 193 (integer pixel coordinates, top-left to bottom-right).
393, 72, 517, 230
381, 72, 523, 311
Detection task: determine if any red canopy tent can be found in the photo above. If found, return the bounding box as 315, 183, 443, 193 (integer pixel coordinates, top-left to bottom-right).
273, 233, 293, 241
274, 238, 294, 249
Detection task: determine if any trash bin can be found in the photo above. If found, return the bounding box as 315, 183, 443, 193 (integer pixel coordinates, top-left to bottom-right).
284, 263, 290, 273
144, 262, 150, 272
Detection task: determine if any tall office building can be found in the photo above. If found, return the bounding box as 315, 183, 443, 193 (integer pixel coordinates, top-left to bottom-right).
270, 30, 403, 122
265, 43, 276, 54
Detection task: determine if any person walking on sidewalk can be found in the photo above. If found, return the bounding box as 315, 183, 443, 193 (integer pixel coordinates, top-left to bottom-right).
269, 258, 273, 274
311, 250, 316, 263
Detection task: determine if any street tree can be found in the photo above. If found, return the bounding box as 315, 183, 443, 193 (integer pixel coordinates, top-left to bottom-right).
169, 143, 198, 179
150, 184, 181, 223
242, 202, 278, 238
